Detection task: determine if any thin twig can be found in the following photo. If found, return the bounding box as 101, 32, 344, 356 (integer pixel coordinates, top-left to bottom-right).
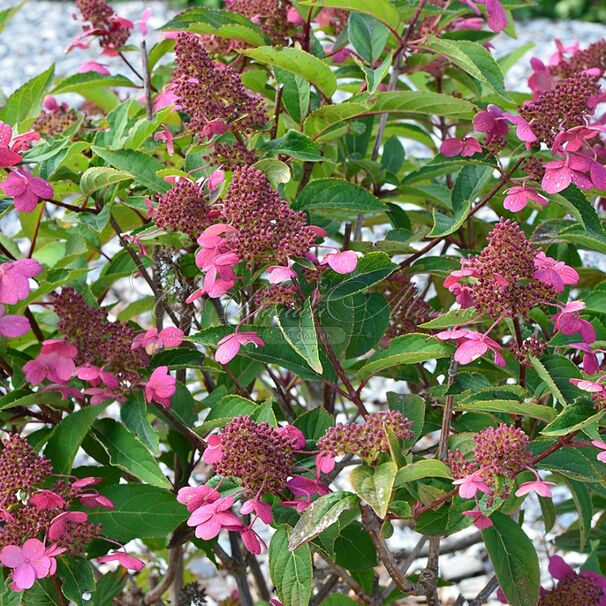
141, 40, 154, 120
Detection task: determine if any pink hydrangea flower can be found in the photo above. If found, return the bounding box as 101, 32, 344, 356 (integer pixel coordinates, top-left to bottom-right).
268, 265, 297, 284
75, 365, 119, 389
208, 169, 225, 191
504, 113, 537, 147
98, 551, 144, 571
30, 490, 66, 511
473, 105, 509, 143
240, 498, 273, 524
569, 378, 605, 394
144, 365, 176, 408
532, 251, 579, 293
215, 331, 265, 365
591, 440, 606, 463
282, 476, 330, 512
240, 526, 264, 554
436, 329, 506, 367
453, 471, 491, 499
201, 119, 228, 138
287, 6, 304, 25
0, 121, 23, 168
153, 125, 174, 155
48, 511, 88, 541
202, 434, 223, 466
553, 301, 595, 343
0, 539, 65, 591
463, 509, 493, 529
528, 57, 554, 95
440, 136, 482, 157
515, 478, 556, 498
0, 306, 30, 338
0, 169, 53, 212
186, 494, 242, 540
571, 342, 600, 375
503, 186, 548, 212
77, 61, 110, 75
0, 258, 43, 305
177, 485, 220, 512
132, 326, 184, 355
321, 250, 361, 274
315, 453, 336, 475
542, 153, 606, 194
276, 424, 306, 449
79, 493, 115, 509
458, 0, 507, 32
23, 343, 77, 385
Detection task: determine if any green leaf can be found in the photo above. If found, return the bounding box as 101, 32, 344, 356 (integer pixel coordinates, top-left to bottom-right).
534, 441, 604, 483
0, 64, 54, 124
350, 462, 397, 518
270, 528, 313, 606
482, 512, 540, 606
358, 333, 453, 380
80, 167, 132, 196
541, 401, 604, 437
387, 392, 425, 444
429, 165, 492, 237
555, 185, 605, 236
425, 35, 510, 101
253, 158, 291, 186
395, 460, 453, 486
299, 0, 401, 30
348, 13, 389, 63
459, 400, 557, 423
92, 147, 170, 193
0, 2, 25, 35
529, 356, 567, 406
260, 129, 322, 161
367, 91, 476, 119
159, 7, 268, 46
289, 491, 360, 550
276, 67, 310, 124
242, 47, 337, 97
92, 418, 171, 489
57, 558, 95, 606
45, 404, 109, 475
321, 252, 397, 301
87, 484, 187, 542
278, 298, 322, 373
418, 308, 481, 330
51, 73, 138, 95
563, 479, 592, 551
120, 393, 160, 456
293, 408, 333, 441
294, 179, 385, 214
0, 571, 21, 605
304, 102, 369, 138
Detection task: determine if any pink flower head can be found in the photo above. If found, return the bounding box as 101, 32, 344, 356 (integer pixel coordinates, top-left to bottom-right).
0, 258, 43, 305
48, 511, 88, 541
268, 265, 297, 284
473, 104, 509, 142
153, 84, 179, 112
438, 329, 505, 367
528, 57, 554, 95
72, 477, 102, 490
144, 365, 176, 408
240, 526, 265, 554
132, 326, 184, 355
548, 40, 579, 68
504, 113, 537, 147
463, 509, 493, 529
276, 424, 306, 449
0, 169, 53, 213
187, 494, 242, 540
591, 440, 606, 463
240, 498, 273, 525
443, 268, 479, 308
208, 168, 225, 191
202, 434, 223, 465
284, 476, 331, 511
215, 331, 264, 365
201, 119, 228, 138
30, 490, 66, 511
553, 301, 595, 343
569, 377, 605, 394
177, 485, 220, 512
75, 365, 119, 389
532, 251, 579, 293
321, 250, 361, 274
153, 125, 174, 155
0, 121, 23, 168
23, 350, 76, 385
541, 153, 604, 194
41, 338, 78, 358
329, 46, 354, 64
77, 61, 110, 75
79, 493, 115, 509
453, 471, 491, 499
571, 342, 600, 375
315, 453, 336, 475
98, 551, 144, 571
0, 539, 65, 591
515, 469, 557, 498
137, 7, 152, 35
440, 136, 482, 157
286, 6, 304, 25
458, 0, 507, 32
503, 186, 548, 213
0, 306, 30, 338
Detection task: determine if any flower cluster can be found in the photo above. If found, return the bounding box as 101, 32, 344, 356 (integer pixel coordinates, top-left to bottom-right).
317, 411, 413, 468
74, 0, 133, 54
173, 33, 267, 140
0, 435, 140, 591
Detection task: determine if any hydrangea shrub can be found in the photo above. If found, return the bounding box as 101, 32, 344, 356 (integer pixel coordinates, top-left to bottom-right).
1, 0, 606, 604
